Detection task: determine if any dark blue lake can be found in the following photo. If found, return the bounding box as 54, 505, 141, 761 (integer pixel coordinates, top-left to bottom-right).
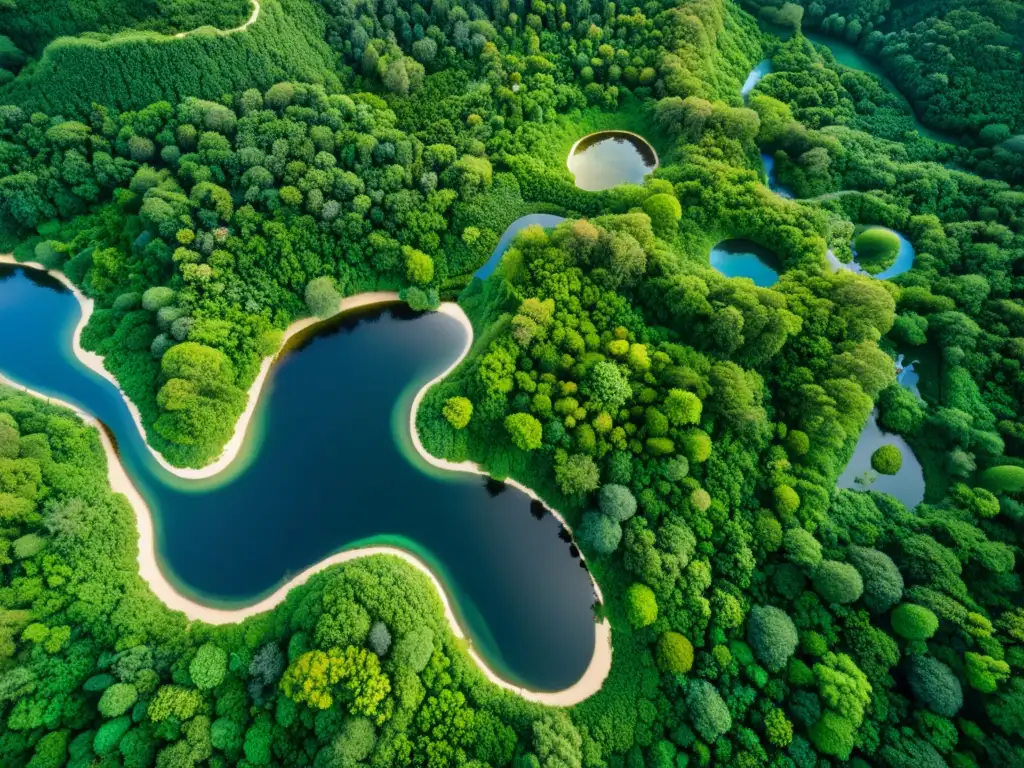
0, 265, 597, 691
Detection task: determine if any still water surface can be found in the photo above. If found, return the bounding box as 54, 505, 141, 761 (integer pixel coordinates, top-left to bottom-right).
829, 227, 916, 280
803, 32, 957, 145
709, 239, 780, 286
568, 131, 658, 191
740, 59, 797, 198
0, 265, 597, 690
475, 214, 566, 280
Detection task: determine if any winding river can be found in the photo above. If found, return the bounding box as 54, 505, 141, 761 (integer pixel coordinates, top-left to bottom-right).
0, 256, 599, 694
475, 214, 566, 279
741, 59, 796, 198
803, 32, 957, 145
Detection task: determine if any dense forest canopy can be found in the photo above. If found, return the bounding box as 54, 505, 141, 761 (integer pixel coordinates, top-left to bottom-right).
0, 0, 1023, 766
740, 0, 1024, 177
0, 0, 252, 57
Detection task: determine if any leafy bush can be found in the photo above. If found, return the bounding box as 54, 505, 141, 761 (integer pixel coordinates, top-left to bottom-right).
598, 484, 637, 522
853, 227, 901, 274
783, 528, 822, 568
891, 603, 939, 641
578, 512, 622, 555
97, 683, 138, 718
442, 397, 473, 429
812, 561, 864, 605
686, 681, 732, 741
656, 632, 694, 674
189, 643, 227, 690
625, 583, 658, 628
847, 546, 904, 613
747, 605, 799, 672
981, 465, 1024, 493
908, 656, 963, 717
305, 276, 341, 318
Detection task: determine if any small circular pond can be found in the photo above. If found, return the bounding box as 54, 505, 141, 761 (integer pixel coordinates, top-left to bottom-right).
709, 239, 780, 287
567, 131, 658, 191
829, 227, 916, 280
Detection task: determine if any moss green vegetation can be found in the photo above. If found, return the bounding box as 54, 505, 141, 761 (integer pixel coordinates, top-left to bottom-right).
870, 444, 903, 475
853, 226, 900, 275
0, 0, 331, 116
0, 0, 252, 56
2, 0, 1024, 766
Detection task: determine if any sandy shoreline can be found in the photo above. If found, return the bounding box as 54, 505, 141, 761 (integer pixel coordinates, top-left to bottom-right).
0, 257, 612, 705
1, 253, 400, 479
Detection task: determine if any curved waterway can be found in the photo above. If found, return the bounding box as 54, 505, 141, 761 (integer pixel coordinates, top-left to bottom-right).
475, 214, 566, 280
0, 265, 598, 691
741, 59, 796, 198
567, 131, 658, 191
741, 58, 772, 100
803, 32, 958, 146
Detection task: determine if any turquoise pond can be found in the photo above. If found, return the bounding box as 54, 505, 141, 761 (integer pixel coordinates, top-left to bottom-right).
567, 131, 658, 191
830, 227, 916, 280
0, 260, 598, 691
836, 409, 925, 510
709, 240, 780, 287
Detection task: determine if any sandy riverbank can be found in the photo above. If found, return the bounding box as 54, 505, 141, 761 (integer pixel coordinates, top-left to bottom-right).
0, 258, 612, 704
408, 307, 613, 698
1, 253, 400, 480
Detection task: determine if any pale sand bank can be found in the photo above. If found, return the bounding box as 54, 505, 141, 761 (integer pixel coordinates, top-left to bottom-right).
173, 0, 260, 38
2, 252, 399, 479
0, 257, 612, 705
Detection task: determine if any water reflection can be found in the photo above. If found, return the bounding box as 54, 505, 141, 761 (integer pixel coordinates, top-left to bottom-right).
567, 131, 658, 191
0, 265, 597, 690
837, 346, 926, 509
827, 228, 916, 280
